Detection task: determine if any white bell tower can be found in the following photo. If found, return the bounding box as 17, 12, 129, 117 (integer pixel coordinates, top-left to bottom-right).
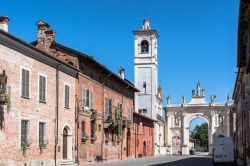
134, 19, 159, 120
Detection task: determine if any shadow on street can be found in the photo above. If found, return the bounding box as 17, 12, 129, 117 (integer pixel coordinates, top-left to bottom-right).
149, 157, 213, 166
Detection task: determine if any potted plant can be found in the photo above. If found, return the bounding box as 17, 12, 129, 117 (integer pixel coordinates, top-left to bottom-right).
21, 140, 29, 155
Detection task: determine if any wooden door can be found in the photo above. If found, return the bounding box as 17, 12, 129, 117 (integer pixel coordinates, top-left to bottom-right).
63, 134, 67, 159
143, 141, 146, 157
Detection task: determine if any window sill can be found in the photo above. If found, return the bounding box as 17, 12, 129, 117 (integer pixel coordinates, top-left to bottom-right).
21, 96, 30, 100
64, 107, 70, 110
39, 101, 46, 104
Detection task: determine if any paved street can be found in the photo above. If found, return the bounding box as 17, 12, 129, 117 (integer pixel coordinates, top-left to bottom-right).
80, 154, 212, 166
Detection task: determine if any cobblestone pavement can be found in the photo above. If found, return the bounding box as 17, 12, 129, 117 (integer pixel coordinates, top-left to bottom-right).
79, 154, 213, 166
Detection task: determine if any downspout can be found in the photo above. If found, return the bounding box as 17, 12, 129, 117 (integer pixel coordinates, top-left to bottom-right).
120, 89, 124, 160
75, 72, 79, 164
55, 65, 60, 166
101, 72, 112, 160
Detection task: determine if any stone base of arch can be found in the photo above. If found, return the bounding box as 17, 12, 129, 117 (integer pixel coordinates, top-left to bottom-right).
181, 145, 189, 155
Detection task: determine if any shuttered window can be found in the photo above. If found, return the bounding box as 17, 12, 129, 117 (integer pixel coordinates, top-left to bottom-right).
116, 103, 122, 118
64, 85, 70, 108
128, 108, 132, 121
39, 122, 45, 142
104, 98, 112, 121
21, 120, 28, 143
81, 121, 86, 137
39, 75, 46, 103
82, 88, 94, 109
21, 69, 29, 98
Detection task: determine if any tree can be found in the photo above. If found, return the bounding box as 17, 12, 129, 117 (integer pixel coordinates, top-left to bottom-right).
190, 123, 208, 151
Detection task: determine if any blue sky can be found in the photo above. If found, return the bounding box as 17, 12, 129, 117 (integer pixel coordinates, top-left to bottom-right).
1, 0, 239, 105
189, 118, 207, 132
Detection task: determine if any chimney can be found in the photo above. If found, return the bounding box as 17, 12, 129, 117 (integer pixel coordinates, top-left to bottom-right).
0, 16, 9, 32
118, 67, 124, 80
36, 20, 55, 50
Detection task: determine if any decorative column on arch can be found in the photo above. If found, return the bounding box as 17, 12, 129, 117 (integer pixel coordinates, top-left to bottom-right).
181, 111, 189, 155
209, 109, 215, 155
166, 111, 173, 154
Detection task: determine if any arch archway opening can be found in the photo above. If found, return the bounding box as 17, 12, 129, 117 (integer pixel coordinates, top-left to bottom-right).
189, 117, 209, 153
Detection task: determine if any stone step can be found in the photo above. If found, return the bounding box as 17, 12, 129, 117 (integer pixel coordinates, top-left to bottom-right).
61, 160, 77, 166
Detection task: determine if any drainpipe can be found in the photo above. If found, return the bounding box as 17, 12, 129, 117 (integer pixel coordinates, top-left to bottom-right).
75, 73, 79, 164
101, 72, 112, 160
55, 65, 60, 166
121, 89, 124, 160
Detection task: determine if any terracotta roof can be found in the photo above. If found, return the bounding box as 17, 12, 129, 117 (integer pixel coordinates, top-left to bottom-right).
133, 112, 157, 122
31, 40, 139, 92
0, 30, 79, 73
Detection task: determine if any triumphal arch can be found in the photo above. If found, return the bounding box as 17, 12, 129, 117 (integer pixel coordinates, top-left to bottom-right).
164, 82, 231, 155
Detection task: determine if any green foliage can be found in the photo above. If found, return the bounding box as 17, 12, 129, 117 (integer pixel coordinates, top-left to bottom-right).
190, 123, 208, 151
90, 110, 98, 138
39, 141, 45, 152
21, 140, 28, 155
6, 95, 11, 112
127, 120, 132, 129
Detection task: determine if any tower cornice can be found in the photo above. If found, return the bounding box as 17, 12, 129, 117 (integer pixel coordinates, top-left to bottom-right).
133, 30, 159, 38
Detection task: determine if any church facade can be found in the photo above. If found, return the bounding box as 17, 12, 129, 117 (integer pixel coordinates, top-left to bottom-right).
133, 20, 167, 156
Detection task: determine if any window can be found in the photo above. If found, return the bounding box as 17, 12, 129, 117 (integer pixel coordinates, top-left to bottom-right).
143, 82, 146, 93
39, 75, 46, 103
82, 88, 94, 109
116, 103, 122, 118
128, 108, 132, 121
21, 120, 29, 143
81, 121, 86, 137
39, 122, 45, 143
104, 98, 112, 121
64, 85, 70, 108
21, 68, 30, 98
141, 40, 149, 53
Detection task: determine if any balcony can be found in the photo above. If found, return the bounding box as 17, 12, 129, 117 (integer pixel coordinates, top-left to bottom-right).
103, 113, 116, 128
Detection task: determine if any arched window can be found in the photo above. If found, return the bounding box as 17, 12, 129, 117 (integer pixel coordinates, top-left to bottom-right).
141, 40, 149, 53
218, 115, 224, 126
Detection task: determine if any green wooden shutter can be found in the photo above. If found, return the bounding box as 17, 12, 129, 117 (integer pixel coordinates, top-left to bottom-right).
86, 89, 89, 107
21, 69, 25, 97
22, 69, 29, 98
90, 91, 94, 109
65, 85, 69, 108
82, 88, 86, 107
25, 70, 29, 97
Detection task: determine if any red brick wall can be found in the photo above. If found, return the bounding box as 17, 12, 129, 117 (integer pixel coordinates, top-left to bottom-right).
76, 72, 134, 164
0, 44, 76, 165
130, 113, 154, 158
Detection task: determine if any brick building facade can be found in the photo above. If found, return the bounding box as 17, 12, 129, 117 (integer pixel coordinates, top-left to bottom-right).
129, 112, 155, 158
31, 20, 139, 164
0, 17, 78, 166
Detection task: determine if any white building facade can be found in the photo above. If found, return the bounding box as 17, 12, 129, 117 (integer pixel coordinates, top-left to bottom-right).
164, 82, 231, 155
134, 19, 166, 156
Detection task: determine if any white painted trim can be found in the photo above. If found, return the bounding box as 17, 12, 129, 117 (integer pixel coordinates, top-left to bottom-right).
19, 118, 30, 150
